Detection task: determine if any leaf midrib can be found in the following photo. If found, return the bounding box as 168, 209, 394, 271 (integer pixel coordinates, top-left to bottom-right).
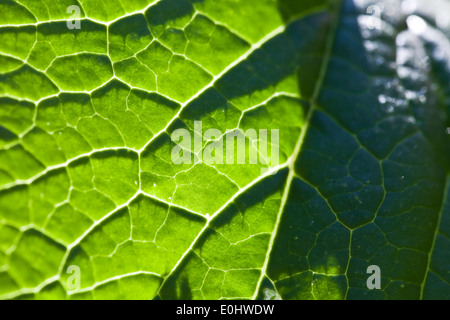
155, 3, 342, 300
251, 0, 344, 300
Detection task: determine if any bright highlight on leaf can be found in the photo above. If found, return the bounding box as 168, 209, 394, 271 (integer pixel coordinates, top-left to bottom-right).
0, 0, 449, 300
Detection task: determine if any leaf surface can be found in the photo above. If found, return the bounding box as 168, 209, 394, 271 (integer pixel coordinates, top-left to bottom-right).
0, 0, 449, 300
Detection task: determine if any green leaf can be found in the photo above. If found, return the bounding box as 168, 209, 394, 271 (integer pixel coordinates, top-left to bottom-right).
0, 0, 449, 300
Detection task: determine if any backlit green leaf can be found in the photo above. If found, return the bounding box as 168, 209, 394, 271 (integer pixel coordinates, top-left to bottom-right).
0, 0, 449, 300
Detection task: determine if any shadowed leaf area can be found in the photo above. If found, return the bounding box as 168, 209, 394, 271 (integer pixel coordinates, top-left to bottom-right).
0, 0, 449, 300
